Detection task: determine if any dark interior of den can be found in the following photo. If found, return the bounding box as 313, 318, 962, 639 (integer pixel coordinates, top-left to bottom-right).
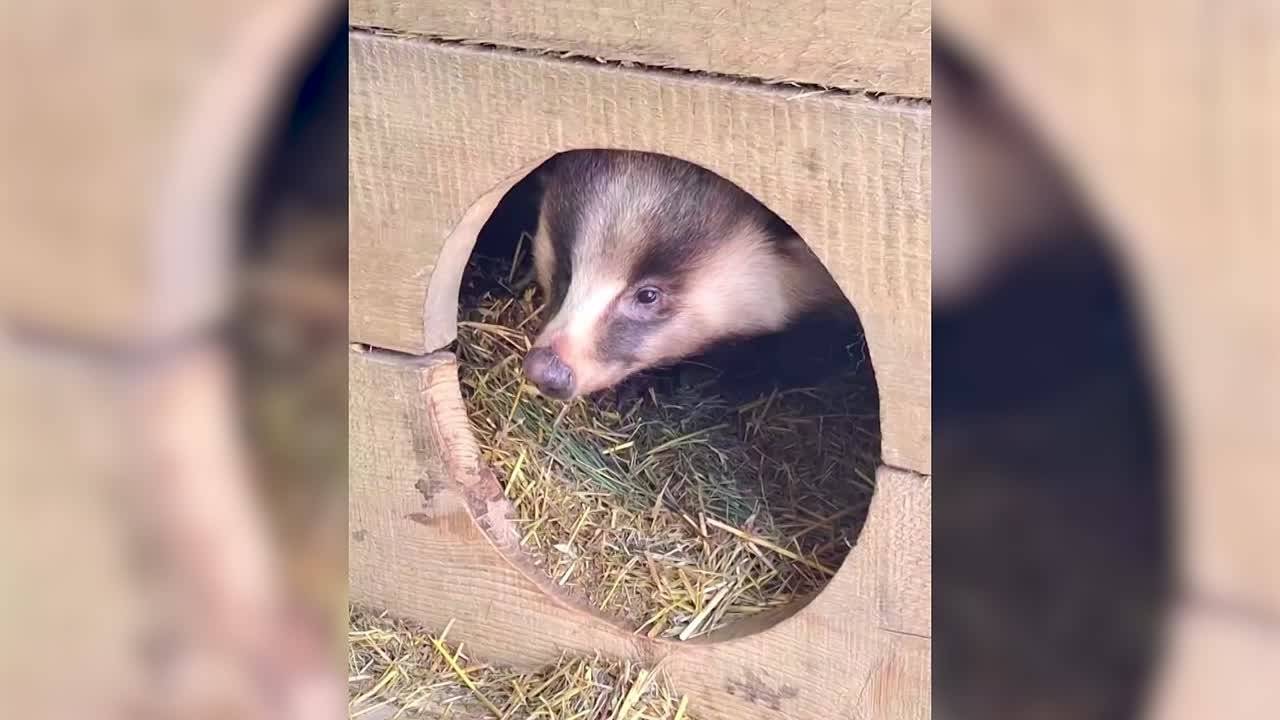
454, 150, 881, 639
933, 36, 1171, 720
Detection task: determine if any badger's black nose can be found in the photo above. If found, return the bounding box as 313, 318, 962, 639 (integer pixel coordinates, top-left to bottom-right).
523, 347, 575, 399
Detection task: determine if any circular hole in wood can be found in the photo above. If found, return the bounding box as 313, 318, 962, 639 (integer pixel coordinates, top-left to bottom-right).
436, 150, 882, 642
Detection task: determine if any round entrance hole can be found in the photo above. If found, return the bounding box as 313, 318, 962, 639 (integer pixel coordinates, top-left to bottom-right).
446, 151, 881, 641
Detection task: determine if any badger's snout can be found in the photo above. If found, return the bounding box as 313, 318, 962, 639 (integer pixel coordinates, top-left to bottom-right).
523, 347, 576, 399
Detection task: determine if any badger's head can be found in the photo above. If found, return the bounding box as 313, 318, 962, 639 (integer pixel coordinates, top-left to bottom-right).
521, 150, 842, 400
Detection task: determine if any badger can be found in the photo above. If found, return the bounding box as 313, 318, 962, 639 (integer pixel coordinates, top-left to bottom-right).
520, 149, 857, 400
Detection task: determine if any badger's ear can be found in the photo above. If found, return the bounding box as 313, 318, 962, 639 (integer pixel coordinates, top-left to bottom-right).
773, 232, 818, 262
518, 158, 558, 217
772, 233, 848, 306
759, 207, 800, 243
526, 166, 548, 192
529, 153, 564, 190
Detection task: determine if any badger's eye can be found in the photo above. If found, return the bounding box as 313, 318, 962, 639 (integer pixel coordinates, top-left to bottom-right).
635, 287, 661, 305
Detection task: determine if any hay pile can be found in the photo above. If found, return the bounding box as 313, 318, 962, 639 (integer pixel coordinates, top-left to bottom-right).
349, 607, 695, 720
454, 247, 879, 640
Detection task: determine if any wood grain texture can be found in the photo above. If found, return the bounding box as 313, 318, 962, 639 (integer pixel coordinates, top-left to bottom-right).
348, 346, 931, 719
349, 33, 931, 473
350, 0, 932, 97
669, 466, 931, 720
349, 348, 644, 666
939, 0, 1280, 615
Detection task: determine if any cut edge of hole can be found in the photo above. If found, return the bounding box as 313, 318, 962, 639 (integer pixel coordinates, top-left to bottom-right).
422, 149, 892, 646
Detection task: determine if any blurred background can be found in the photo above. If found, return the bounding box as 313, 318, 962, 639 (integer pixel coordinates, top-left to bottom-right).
933, 35, 1170, 719
0, 1, 1274, 719
1, 1, 347, 718
933, 3, 1277, 719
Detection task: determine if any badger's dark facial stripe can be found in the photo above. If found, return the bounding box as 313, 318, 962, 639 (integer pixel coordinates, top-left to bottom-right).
534, 150, 824, 382
548, 250, 571, 314
594, 286, 681, 366
627, 230, 710, 285
596, 313, 651, 366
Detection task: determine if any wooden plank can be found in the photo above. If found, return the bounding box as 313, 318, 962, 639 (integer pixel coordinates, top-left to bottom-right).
348, 347, 645, 667
351, 0, 932, 97
854, 632, 932, 720
349, 33, 931, 473
669, 466, 931, 720
349, 353, 932, 718
868, 470, 931, 636
939, 0, 1280, 613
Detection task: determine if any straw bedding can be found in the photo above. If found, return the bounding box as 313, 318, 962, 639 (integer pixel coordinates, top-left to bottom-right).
452, 243, 880, 641
349, 607, 696, 720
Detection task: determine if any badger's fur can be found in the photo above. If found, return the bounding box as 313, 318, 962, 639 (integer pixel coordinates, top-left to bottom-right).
521, 149, 853, 400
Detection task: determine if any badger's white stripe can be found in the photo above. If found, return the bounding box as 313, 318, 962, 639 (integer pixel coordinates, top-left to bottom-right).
529, 150, 849, 398
541, 278, 624, 355
531, 215, 555, 302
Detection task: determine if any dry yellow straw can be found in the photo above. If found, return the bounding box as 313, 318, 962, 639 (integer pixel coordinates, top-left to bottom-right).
703, 517, 837, 577
430, 636, 505, 718
351, 607, 699, 720
454, 249, 878, 641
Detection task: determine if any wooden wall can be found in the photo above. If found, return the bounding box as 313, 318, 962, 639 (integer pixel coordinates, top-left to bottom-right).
349, 346, 931, 720
349, 5, 933, 717
351, 0, 931, 96
348, 31, 932, 472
